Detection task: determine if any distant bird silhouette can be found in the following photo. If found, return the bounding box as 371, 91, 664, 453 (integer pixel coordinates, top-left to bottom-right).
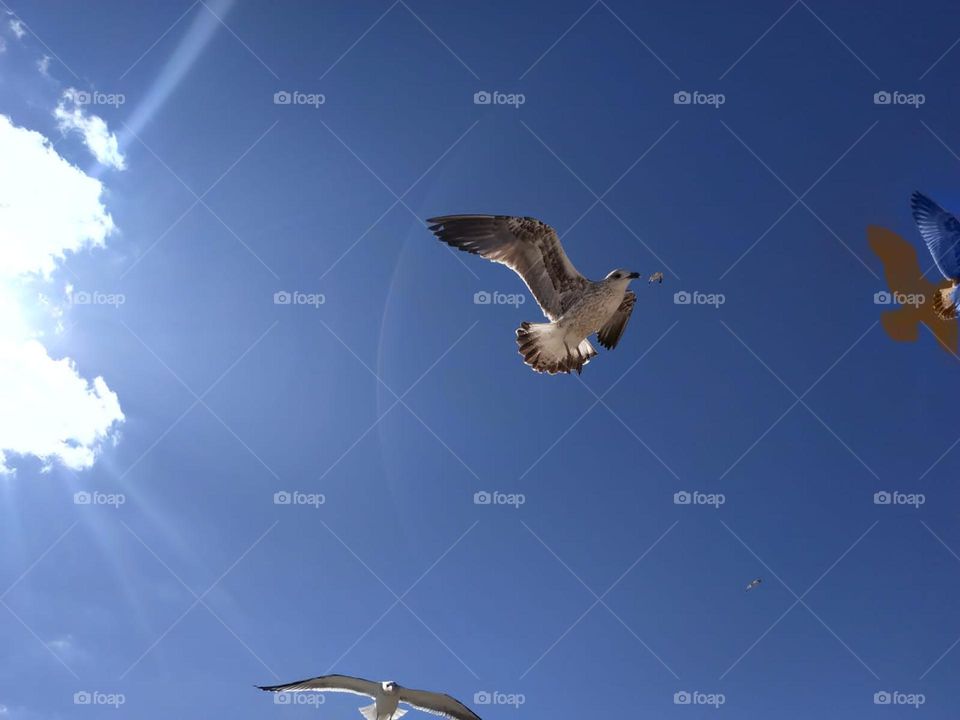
648, 271, 664, 284
428, 214, 649, 374
910, 191, 960, 319
745, 577, 762, 592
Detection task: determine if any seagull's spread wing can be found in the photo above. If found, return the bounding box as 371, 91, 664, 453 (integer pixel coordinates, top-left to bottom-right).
597, 291, 636, 350
397, 687, 482, 720
258, 674, 379, 697
911, 192, 960, 280
427, 214, 587, 320
746, 578, 762, 591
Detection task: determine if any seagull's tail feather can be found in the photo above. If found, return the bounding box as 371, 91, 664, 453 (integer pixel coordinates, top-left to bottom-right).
359, 703, 378, 720
933, 284, 960, 320
516, 322, 597, 375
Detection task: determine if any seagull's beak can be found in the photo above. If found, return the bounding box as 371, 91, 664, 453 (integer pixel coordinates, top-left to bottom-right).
627, 271, 641, 279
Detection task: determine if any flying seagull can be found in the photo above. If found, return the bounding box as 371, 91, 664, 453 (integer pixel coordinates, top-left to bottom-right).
427, 214, 651, 374
745, 577, 762, 592
258, 675, 482, 720
910, 191, 960, 319
649, 271, 664, 284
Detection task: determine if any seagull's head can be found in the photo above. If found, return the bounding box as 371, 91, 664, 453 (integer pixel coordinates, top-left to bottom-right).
382, 681, 399, 694
605, 269, 641, 283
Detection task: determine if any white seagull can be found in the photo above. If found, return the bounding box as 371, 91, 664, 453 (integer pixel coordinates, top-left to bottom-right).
428, 214, 651, 375
910, 191, 960, 319
745, 577, 762, 592
258, 674, 482, 720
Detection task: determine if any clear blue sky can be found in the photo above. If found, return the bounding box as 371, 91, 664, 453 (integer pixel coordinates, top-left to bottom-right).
2, 1, 960, 718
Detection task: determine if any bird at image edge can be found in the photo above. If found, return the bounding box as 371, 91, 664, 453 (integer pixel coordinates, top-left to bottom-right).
258, 674, 482, 720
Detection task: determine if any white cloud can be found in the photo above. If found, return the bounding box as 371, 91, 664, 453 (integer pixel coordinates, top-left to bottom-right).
8, 17, 25, 39
0, 114, 124, 474
36, 54, 50, 76
0, 37, 7, 53
0, 114, 115, 278
54, 91, 126, 170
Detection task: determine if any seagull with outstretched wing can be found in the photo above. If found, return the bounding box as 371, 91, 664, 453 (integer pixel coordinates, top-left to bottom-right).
258, 675, 482, 720
910, 191, 960, 319
745, 577, 762, 592
427, 214, 656, 374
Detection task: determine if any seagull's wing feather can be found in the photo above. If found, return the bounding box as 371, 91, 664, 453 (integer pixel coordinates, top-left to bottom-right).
397, 688, 482, 720
597, 291, 636, 350
911, 192, 960, 280
427, 214, 587, 320
258, 674, 379, 697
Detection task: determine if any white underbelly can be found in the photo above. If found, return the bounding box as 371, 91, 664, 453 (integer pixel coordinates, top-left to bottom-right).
560, 291, 623, 338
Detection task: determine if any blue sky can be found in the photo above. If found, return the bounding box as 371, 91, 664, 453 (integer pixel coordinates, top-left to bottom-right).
2, 0, 960, 718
